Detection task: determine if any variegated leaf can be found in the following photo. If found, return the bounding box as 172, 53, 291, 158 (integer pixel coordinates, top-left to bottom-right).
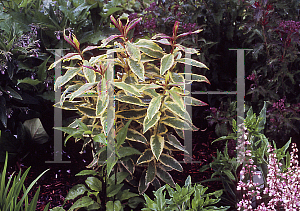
128, 58, 145, 81
116, 108, 147, 119
69, 82, 98, 101
49, 53, 80, 69
141, 54, 155, 62
158, 123, 168, 135
121, 159, 135, 175
54, 67, 82, 91
118, 147, 142, 158
170, 72, 184, 89
179, 73, 210, 84
184, 96, 208, 106
135, 39, 163, 52
161, 117, 194, 131
156, 166, 175, 187
139, 47, 164, 58
174, 128, 184, 139
140, 84, 163, 92
54, 101, 83, 110
137, 149, 154, 165
83, 60, 96, 83
143, 89, 160, 98
75, 106, 97, 117
138, 169, 149, 194
150, 134, 164, 160
125, 41, 141, 61
143, 111, 161, 133
114, 82, 141, 97
96, 94, 108, 116
146, 160, 156, 184
100, 106, 114, 136
167, 89, 185, 110
166, 134, 188, 153
164, 101, 192, 123
126, 129, 148, 144
160, 54, 174, 75
115, 95, 145, 106
147, 95, 162, 119
159, 153, 183, 172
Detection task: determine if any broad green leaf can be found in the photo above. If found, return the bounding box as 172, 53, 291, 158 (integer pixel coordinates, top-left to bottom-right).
85, 177, 102, 191
106, 156, 118, 178
143, 88, 160, 98
137, 149, 154, 165
139, 47, 164, 58
116, 108, 147, 119
156, 166, 175, 187
76, 170, 98, 176
146, 160, 156, 184
160, 54, 174, 75
68, 196, 94, 210
115, 95, 145, 106
159, 154, 183, 172
167, 89, 185, 110
83, 60, 96, 83
114, 82, 141, 97
161, 117, 196, 131
175, 128, 184, 139
5, 86, 22, 100
147, 95, 162, 119
184, 96, 208, 106
116, 119, 132, 148
17, 78, 41, 86
106, 200, 122, 211
138, 169, 149, 194
176, 58, 208, 69
126, 129, 148, 144
150, 134, 164, 160
164, 102, 192, 123
118, 147, 142, 158
135, 39, 163, 52
158, 123, 168, 135
128, 58, 145, 81
93, 133, 107, 145
37, 56, 50, 81
166, 134, 188, 153
143, 111, 161, 133
179, 73, 210, 84
107, 184, 124, 197
23, 118, 49, 144
119, 190, 139, 201
69, 82, 98, 100
76, 106, 97, 117
126, 41, 141, 61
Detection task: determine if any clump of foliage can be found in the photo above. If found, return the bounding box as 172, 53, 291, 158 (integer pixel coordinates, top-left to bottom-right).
49, 14, 209, 209
142, 175, 230, 211
0, 151, 50, 210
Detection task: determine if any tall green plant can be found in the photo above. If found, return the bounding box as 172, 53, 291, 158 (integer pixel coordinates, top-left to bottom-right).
0, 152, 50, 211
50, 15, 209, 195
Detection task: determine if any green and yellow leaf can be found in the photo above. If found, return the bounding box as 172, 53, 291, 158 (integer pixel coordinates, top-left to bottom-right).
179, 73, 210, 84
126, 129, 148, 144
166, 134, 188, 153
184, 96, 208, 106
143, 111, 161, 133
160, 54, 174, 75
114, 82, 141, 97
137, 149, 154, 165
164, 101, 192, 123
156, 166, 175, 187
146, 160, 156, 184
116, 108, 147, 119
150, 134, 164, 160
147, 95, 162, 119
125, 41, 141, 61
159, 153, 183, 172
167, 89, 185, 110
128, 58, 145, 81
69, 82, 98, 101
54, 67, 82, 91
115, 95, 145, 106
82, 60, 96, 83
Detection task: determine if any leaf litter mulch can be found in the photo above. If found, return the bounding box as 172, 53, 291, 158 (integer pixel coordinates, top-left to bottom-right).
8, 126, 232, 210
